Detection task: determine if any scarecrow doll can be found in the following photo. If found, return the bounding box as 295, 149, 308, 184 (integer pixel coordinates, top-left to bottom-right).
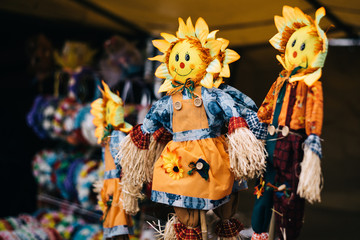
251, 6, 328, 240
117, 17, 267, 240
91, 81, 133, 239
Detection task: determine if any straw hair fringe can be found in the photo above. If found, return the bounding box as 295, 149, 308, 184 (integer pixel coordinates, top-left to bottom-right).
227, 128, 267, 180
297, 146, 323, 203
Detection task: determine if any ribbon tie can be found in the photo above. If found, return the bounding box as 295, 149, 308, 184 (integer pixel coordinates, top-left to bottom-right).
168, 78, 196, 98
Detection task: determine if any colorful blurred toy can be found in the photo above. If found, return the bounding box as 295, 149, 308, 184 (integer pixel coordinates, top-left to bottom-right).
117, 17, 267, 240
251, 6, 328, 240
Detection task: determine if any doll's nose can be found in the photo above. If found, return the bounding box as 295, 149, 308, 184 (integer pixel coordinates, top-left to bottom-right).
180, 62, 185, 69
293, 51, 297, 58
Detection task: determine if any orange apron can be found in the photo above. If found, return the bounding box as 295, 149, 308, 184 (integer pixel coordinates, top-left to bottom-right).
151, 87, 235, 209
101, 143, 133, 238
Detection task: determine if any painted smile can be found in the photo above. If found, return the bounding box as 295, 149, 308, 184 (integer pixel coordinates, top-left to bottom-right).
174, 68, 193, 77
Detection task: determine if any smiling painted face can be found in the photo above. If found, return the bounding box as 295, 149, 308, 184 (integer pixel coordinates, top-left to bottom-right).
168, 39, 207, 83
285, 26, 320, 70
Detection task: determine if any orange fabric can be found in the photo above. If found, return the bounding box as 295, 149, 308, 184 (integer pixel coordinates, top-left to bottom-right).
101, 145, 133, 231
172, 87, 209, 133
104, 143, 117, 172
257, 74, 323, 136
152, 136, 234, 200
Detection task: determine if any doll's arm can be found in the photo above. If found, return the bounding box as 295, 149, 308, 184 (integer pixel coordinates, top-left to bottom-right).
257, 81, 277, 124
297, 81, 323, 203
219, 84, 267, 140
214, 89, 266, 180
115, 97, 172, 215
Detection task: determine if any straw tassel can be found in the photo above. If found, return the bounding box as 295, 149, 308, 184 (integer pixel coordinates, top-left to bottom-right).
297, 145, 323, 203
116, 134, 168, 214
227, 127, 267, 180
164, 214, 178, 240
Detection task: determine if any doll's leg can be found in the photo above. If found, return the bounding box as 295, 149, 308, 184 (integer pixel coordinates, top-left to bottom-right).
273, 135, 305, 240
213, 192, 244, 239
251, 164, 275, 239
173, 207, 202, 240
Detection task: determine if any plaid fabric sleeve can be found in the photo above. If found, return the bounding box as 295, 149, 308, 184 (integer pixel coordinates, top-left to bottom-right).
130, 124, 150, 150
228, 117, 248, 134
304, 134, 322, 158
153, 127, 172, 144
245, 111, 268, 140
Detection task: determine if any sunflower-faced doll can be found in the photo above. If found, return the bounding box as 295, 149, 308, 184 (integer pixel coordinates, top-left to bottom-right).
90, 81, 133, 239
251, 6, 328, 240
117, 17, 267, 240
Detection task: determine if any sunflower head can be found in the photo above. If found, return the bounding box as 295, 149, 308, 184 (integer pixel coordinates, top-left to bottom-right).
269, 6, 328, 86
161, 148, 184, 180
149, 17, 240, 92
90, 81, 131, 144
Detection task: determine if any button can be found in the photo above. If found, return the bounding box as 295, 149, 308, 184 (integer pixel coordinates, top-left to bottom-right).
268, 125, 276, 135
282, 126, 289, 137
174, 101, 182, 110
194, 97, 202, 107
196, 162, 203, 170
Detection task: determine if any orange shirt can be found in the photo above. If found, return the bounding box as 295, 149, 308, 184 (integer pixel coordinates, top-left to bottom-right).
257, 74, 323, 136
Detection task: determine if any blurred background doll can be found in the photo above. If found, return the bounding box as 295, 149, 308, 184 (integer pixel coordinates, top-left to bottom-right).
54, 41, 100, 103
116, 17, 267, 240
99, 35, 149, 105
91, 81, 133, 240
251, 6, 328, 240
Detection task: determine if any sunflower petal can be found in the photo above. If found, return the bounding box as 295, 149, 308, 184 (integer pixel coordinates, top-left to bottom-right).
155, 63, 171, 79
102, 81, 122, 104
158, 79, 173, 93
219, 64, 230, 77
276, 55, 287, 69
152, 39, 171, 53
218, 38, 230, 52
213, 77, 223, 88
195, 17, 209, 39
186, 17, 195, 37
177, 18, 187, 38
206, 58, 221, 73
200, 73, 213, 88
160, 33, 178, 43
269, 32, 283, 51
274, 16, 286, 32
304, 68, 322, 86
224, 49, 240, 64
207, 30, 219, 40
148, 55, 165, 62
205, 40, 222, 57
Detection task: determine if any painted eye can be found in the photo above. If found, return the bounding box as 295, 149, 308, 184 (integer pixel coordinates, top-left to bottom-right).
175, 54, 179, 62
291, 40, 296, 47
300, 43, 306, 51
185, 53, 190, 61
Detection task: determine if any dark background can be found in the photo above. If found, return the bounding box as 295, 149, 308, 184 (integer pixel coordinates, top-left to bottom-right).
0, 9, 359, 240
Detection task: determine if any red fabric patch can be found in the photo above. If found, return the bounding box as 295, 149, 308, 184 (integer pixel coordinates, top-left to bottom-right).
153, 127, 173, 144
130, 124, 150, 150
174, 222, 202, 240
215, 218, 244, 238
228, 117, 248, 134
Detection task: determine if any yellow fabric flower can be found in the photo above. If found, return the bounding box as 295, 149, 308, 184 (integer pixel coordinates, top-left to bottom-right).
161, 148, 184, 180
